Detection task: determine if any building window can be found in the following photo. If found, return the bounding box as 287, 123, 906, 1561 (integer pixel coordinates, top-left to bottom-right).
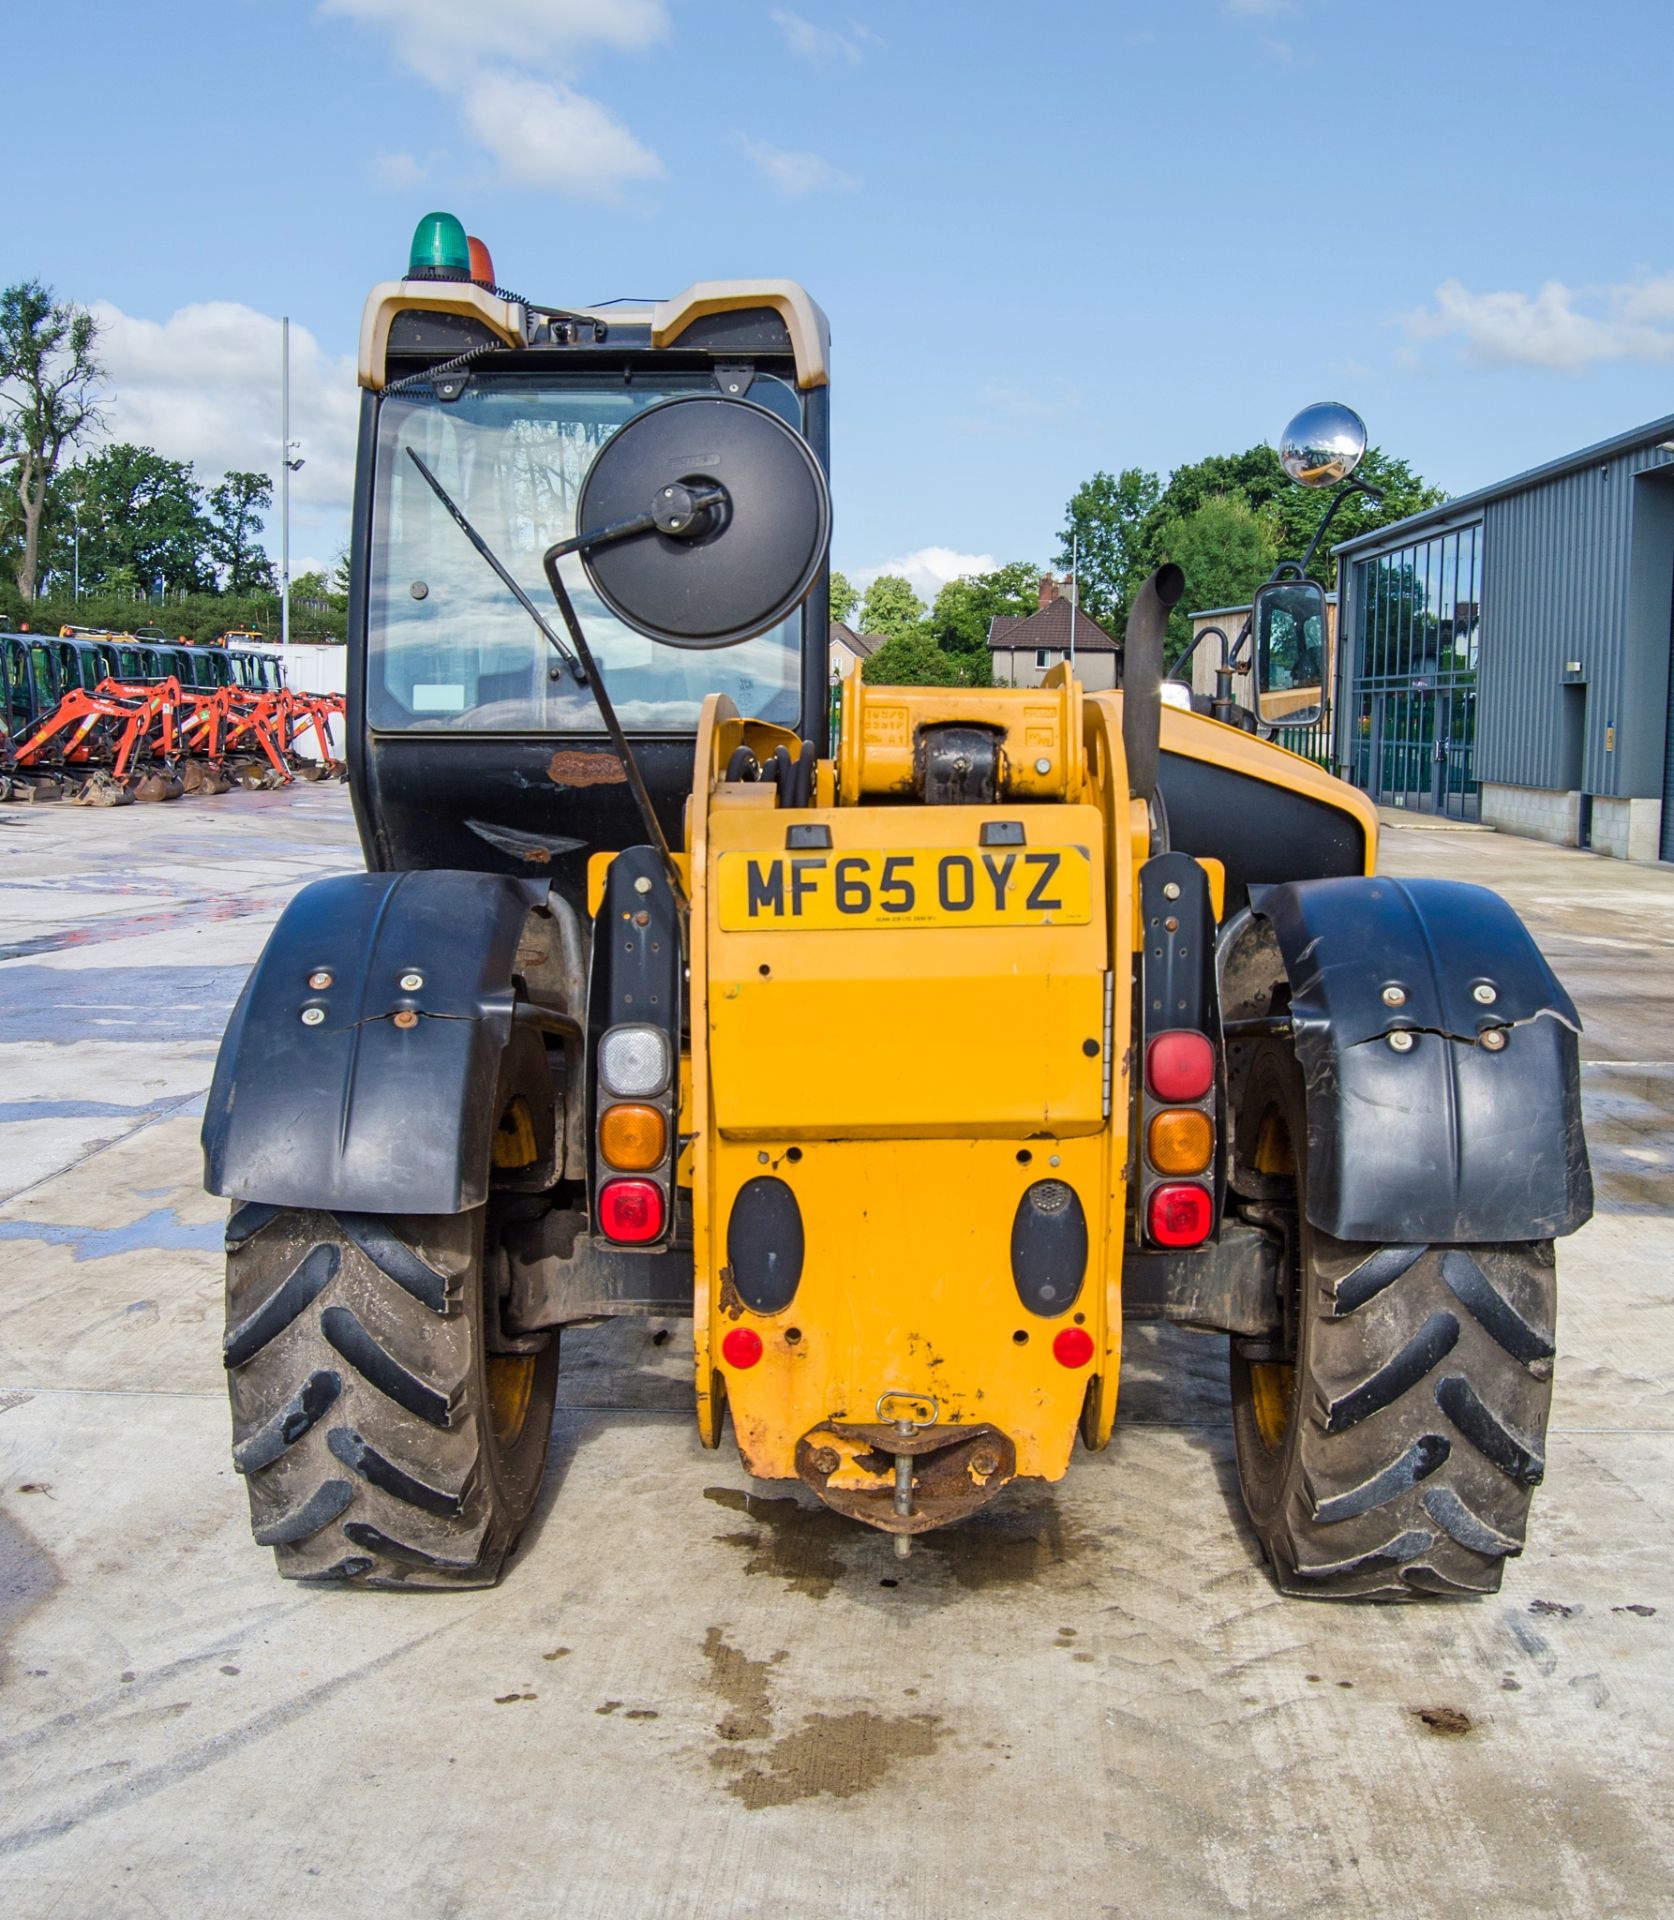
1350, 522, 1483, 819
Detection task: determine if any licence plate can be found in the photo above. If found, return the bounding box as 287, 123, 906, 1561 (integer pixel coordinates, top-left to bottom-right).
716, 847, 1092, 930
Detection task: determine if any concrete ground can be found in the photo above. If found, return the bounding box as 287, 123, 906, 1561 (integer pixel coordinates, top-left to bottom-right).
1, 785, 1670, 1920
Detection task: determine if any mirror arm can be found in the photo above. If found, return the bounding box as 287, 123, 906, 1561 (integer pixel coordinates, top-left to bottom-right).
538, 557, 690, 916
1299, 477, 1383, 574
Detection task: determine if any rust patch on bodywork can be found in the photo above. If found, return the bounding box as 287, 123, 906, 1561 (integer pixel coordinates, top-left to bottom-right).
549, 750, 625, 787
796, 1422, 1016, 1534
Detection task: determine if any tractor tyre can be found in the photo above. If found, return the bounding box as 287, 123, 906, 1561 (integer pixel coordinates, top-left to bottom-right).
221, 1025, 566, 1590
1229, 1041, 1556, 1600
223, 1202, 559, 1587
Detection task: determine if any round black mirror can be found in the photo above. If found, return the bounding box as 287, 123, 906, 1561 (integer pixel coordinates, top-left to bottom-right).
567, 394, 831, 650
1278, 402, 1368, 488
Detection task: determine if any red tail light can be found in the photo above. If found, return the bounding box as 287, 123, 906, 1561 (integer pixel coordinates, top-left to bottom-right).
598, 1178, 664, 1243
1146, 1031, 1215, 1102
721, 1328, 763, 1369
1148, 1183, 1213, 1248
1052, 1326, 1095, 1368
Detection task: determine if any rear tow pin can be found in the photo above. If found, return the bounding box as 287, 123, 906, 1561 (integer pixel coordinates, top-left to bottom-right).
877, 1390, 940, 1561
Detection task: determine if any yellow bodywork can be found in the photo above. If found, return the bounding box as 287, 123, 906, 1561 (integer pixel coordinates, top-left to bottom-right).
657, 674, 1378, 1517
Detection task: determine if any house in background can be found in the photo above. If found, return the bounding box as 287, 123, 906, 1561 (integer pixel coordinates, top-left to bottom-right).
829, 621, 881, 680
987, 574, 1121, 690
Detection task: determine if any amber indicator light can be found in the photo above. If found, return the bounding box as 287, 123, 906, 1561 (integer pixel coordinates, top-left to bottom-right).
600, 1102, 666, 1171
1147, 1108, 1214, 1175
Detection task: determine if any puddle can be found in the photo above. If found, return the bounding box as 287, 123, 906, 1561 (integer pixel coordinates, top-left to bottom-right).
701, 1624, 942, 1809
714, 1707, 943, 1810
705, 1480, 1099, 1600
0, 1206, 222, 1262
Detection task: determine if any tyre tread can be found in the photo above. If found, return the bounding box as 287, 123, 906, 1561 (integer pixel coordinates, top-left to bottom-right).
223, 1200, 558, 1592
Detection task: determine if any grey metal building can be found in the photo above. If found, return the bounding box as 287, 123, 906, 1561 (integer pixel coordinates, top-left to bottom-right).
1331, 413, 1674, 863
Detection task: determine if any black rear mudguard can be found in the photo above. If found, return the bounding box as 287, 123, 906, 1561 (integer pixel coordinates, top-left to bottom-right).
203, 870, 549, 1213
1248, 876, 1593, 1244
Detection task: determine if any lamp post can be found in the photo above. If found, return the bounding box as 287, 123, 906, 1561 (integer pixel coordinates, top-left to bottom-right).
278, 320, 306, 648
70, 500, 80, 603
281, 317, 291, 649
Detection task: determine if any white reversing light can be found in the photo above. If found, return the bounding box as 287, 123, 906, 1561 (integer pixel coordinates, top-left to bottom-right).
599, 1025, 671, 1098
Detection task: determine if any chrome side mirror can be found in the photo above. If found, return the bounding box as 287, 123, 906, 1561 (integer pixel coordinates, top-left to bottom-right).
1279, 403, 1367, 488
1253, 575, 1327, 725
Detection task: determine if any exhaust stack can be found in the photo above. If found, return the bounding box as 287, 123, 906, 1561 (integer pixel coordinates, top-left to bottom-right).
1121, 563, 1185, 805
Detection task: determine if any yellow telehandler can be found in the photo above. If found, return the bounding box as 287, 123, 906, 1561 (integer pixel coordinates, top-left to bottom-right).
204, 216, 1589, 1599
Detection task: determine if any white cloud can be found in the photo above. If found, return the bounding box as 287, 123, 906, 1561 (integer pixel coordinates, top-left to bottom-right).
1404, 273, 1674, 372
851, 547, 999, 604
373, 148, 426, 188
465, 72, 662, 198
320, 0, 667, 200
736, 134, 857, 197
320, 0, 668, 84
769, 8, 876, 65
89, 302, 360, 521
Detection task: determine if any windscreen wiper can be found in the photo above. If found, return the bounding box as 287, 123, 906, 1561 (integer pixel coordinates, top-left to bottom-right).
403, 447, 588, 686
401, 445, 687, 913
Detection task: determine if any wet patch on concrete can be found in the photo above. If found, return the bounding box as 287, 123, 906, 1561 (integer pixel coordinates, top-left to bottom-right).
0, 1099, 177, 1123
1579, 1064, 1674, 1214
704, 1488, 848, 1600
700, 1624, 943, 1809
714, 1707, 944, 1811
0, 966, 253, 1045
1412, 1705, 1473, 1736
0, 1206, 222, 1262
908, 1492, 1099, 1591
0, 1508, 62, 1680
0, 892, 293, 963
705, 1481, 1101, 1600
702, 1626, 787, 1742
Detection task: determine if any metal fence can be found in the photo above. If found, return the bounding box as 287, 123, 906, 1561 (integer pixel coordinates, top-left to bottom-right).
1263, 714, 1333, 768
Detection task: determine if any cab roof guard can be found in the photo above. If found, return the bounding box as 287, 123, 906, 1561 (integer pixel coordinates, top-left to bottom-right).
358, 278, 830, 393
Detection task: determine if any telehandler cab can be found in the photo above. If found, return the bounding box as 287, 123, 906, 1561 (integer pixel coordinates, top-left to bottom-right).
204, 216, 1591, 1599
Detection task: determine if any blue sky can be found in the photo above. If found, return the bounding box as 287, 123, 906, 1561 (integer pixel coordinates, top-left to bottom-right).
12, 0, 1674, 594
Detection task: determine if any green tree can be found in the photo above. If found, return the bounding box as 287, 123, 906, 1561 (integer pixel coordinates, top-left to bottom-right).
828, 567, 859, 624
861, 628, 969, 687
1256, 448, 1446, 588
1142, 443, 1446, 591
0, 281, 103, 600
288, 568, 349, 643
926, 561, 1040, 665
858, 573, 926, 641
1054, 467, 1161, 627
207, 470, 275, 593
74, 443, 211, 593
1155, 494, 1278, 658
